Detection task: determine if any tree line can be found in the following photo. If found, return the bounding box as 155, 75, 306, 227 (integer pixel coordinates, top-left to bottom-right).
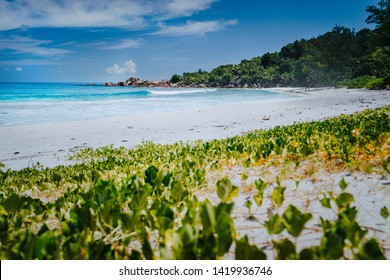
170, 0, 390, 89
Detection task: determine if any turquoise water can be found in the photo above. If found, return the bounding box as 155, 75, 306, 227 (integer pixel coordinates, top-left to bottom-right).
0, 83, 294, 127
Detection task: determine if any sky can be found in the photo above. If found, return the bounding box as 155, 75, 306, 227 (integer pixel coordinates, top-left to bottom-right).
0, 0, 380, 83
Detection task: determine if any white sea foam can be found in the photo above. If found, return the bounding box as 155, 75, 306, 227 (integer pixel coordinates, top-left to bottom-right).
149, 88, 217, 95
0, 84, 295, 126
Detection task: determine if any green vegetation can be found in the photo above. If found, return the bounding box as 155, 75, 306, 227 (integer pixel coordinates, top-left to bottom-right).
170, 1, 390, 89
338, 76, 384, 89
0, 107, 389, 259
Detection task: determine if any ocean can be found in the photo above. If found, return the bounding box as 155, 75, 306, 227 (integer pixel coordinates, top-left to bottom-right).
0, 82, 295, 127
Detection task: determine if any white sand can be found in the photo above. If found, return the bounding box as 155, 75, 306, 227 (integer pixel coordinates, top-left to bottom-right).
1, 88, 389, 170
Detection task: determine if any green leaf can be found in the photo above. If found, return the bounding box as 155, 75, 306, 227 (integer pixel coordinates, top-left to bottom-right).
254, 178, 268, 192
335, 192, 355, 209
320, 217, 332, 232
145, 166, 158, 186
216, 177, 239, 203
337, 207, 367, 246
271, 186, 286, 208
245, 199, 252, 210
88, 240, 115, 260
339, 178, 348, 191
215, 204, 234, 257
3, 194, 24, 212
320, 232, 344, 259
71, 204, 93, 231
141, 230, 154, 260
162, 172, 172, 187
200, 200, 216, 232
235, 236, 266, 260
264, 213, 285, 235
273, 238, 297, 260
282, 205, 312, 237
383, 156, 390, 173
365, 164, 374, 174
130, 250, 142, 260
320, 195, 332, 208
35, 230, 60, 259
355, 239, 386, 260
380, 206, 389, 219
253, 192, 263, 207
171, 180, 188, 204
299, 247, 321, 260
294, 180, 300, 190
162, 205, 174, 220
153, 204, 175, 232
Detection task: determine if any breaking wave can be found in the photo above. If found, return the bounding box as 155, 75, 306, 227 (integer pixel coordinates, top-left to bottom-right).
149, 88, 217, 95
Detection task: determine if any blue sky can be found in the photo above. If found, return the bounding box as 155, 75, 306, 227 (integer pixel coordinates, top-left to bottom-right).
0, 0, 379, 83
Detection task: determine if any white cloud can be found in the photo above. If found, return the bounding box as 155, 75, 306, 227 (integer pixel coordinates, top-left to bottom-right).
165, 0, 216, 17
106, 64, 125, 74
0, 58, 57, 66
0, 0, 150, 30
54, 38, 142, 51
154, 20, 238, 36
106, 60, 137, 74
0, 0, 222, 31
100, 39, 143, 50
0, 35, 71, 56
15, 67, 23, 71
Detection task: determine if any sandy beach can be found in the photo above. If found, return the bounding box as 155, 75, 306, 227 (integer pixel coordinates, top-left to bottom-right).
1, 87, 389, 259
1, 88, 389, 170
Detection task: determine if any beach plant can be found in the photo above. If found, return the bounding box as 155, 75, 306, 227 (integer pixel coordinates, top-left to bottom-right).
380, 206, 389, 220
264, 213, 285, 235
281, 205, 312, 238
253, 178, 268, 208
160, 200, 235, 259
216, 177, 239, 203
299, 178, 386, 260
244, 199, 254, 220
0, 107, 389, 259
271, 179, 286, 208
383, 156, 390, 173
235, 235, 266, 260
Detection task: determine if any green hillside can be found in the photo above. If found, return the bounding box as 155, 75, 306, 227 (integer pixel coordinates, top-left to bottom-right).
170, 1, 390, 89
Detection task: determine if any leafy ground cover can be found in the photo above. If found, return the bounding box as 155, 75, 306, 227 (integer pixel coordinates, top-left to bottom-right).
0, 106, 389, 259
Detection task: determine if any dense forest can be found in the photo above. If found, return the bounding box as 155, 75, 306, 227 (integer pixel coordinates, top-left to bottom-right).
170, 0, 390, 89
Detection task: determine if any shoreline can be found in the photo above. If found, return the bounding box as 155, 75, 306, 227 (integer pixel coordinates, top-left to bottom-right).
1, 88, 389, 170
